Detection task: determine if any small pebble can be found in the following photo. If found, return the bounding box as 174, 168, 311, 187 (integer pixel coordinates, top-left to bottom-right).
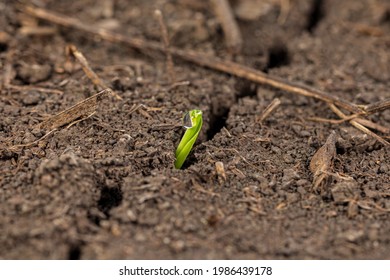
22, 91, 41, 106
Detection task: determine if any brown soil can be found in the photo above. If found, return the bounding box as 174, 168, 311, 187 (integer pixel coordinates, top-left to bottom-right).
1, 0, 390, 259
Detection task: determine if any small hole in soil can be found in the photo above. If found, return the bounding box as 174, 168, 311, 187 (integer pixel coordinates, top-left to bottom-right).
68, 245, 81, 260
322, 194, 332, 202
180, 153, 198, 169
206, 107, 230, 141
336, 146, 346, 155
97, 186, 123, 215
266, 45, 290, 70
306, 0, 324, 32
87, 212, 101, 226
235, 80, 257, 98
0, 43, 8, 53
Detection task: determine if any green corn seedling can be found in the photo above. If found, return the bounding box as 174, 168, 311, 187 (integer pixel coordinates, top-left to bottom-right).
174, 109, 203, 169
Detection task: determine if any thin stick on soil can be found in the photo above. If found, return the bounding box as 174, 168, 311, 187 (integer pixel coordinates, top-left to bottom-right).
308, 113, 390, 134
68, 44, 108, 90
40, 88, 112, 130
154, 9, 176, 83
257, 98, 281, 123
210, 0, 243, 54
67, 44, 121, 99
353, 118, 389, 134
329, 104, 390, 146
307, 115, 359, 124
363, 99, 390, 115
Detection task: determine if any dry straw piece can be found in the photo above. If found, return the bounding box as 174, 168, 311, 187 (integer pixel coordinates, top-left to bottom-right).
309, 131, 337, 191
40, 88, 112, 130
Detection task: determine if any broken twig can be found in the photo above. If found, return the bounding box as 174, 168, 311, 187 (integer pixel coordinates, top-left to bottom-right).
363, 99, 390, 115
308, 112, 390, 134
68, 44, 107, 90
67, 44, 121, 99
257, 98, 281, 123
329, 104, 389, 146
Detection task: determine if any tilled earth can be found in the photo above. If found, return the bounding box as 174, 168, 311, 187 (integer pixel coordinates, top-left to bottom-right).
1, 0, 390, 259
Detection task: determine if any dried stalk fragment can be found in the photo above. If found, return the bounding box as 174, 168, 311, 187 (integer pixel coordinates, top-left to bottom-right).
40, 88, 111, 130
310, 131, 337, 191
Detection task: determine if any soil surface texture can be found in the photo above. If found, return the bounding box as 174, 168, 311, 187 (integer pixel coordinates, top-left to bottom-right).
1, 0, 390, 259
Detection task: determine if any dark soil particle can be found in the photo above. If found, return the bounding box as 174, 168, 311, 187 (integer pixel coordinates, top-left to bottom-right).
0, 0, 389, 260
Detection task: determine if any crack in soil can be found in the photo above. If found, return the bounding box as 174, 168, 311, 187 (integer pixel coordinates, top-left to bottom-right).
206, 40, 290, 141
206, 17, 294, 142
